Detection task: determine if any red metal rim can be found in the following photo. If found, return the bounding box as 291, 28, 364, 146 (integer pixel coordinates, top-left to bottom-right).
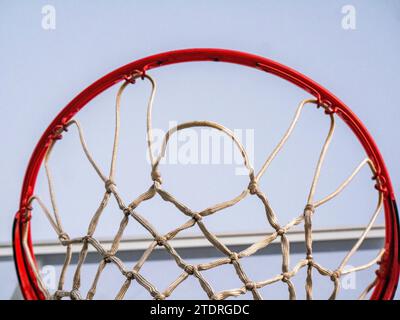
13, 48, 399, 300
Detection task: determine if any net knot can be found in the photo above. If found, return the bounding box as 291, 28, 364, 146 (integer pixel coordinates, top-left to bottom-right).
192, 213, 203, 222
50, 133, 63, 141
248, 181, 258, 195
21, 211, 32, 223
58, 233, 70, 244
375, 269, 383, 279
70, 289, 82, 300
304, 204, 315, 214
151, 169, 162, 185
372, 174, 388, 194
330, 270, 341, 281
103, 252, 113, 263
124, 70, 145, 84
277, 228, 286, 236
376, 252, 387, 270
281, 272, 291, 283
53, 290, 64, 300
245, 282, 256, 290
20, 204, 33, 213
155, 236, 166, 246
184, 264, 196, 275
50, 124, 69, 141
124, 271, 135, 280
375, 263, 388, 279
20, 204, 33, 222
306, 254, 313, 265
123, 207, 131, 217
318, 100, 337, 115
229, 252, 239, 263
153, 293, 166, 300
324, 106, 337, 115
105, 179, 116, 194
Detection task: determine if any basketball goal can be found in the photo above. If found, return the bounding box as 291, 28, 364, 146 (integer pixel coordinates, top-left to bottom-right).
13, 49, 399, 300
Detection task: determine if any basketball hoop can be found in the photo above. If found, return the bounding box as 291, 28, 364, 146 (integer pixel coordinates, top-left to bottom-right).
13, 49, 399, 300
